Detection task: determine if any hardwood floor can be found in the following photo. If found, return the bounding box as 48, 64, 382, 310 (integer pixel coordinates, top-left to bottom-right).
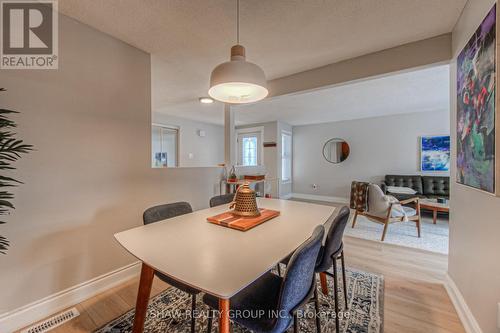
343, 237, 463, 333
16, 236, 464, 333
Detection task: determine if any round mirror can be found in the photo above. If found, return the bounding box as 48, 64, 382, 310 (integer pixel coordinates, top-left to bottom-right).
323, 138, 350, 164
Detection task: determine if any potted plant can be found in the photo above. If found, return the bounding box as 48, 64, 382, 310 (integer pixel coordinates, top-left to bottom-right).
0, 88, 33, 254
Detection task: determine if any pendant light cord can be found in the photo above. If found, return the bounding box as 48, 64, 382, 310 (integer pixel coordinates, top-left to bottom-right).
236, 0, 240, 44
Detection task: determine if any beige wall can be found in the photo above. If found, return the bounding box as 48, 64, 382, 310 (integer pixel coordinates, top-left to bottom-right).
449, 1, 500, 332
293, 110, 450, 199
0, 14, 221, 315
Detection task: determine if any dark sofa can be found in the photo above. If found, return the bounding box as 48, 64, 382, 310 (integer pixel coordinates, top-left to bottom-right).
380, 175, 449, 201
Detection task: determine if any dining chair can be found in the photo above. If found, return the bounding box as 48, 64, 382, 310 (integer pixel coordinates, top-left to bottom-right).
315, 206, 350, 333
204, 225, 325, 333
143, 202, 200, 333
209, 193, 235, 208
280, 206, 351, 333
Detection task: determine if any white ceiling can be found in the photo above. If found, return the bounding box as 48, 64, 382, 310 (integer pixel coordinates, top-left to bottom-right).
155, 64, 450, 126
58, 0, 466, 111
235, 64, 450, 126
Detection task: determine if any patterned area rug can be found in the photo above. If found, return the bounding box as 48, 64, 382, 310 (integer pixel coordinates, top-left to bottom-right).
95, 267, 383, 333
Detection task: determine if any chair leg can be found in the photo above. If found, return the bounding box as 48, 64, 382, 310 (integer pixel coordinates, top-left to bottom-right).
351, 210, 358, 228
206, 310, 213, 333
314, 287, 322, 333
191, 294, 196, 333
293, 312, 298, 333
381, 221, 389, 241
333, 260, 340, 333
340, 251, 348, 310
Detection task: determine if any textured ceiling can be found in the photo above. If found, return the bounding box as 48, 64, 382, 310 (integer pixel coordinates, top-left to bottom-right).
59, 0, 466, 111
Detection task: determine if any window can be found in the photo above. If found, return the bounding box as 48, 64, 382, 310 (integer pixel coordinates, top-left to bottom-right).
152, 124, 178, 168
242, 136, 258, 166
281, 131, 292, 182
237, 127, 263, 166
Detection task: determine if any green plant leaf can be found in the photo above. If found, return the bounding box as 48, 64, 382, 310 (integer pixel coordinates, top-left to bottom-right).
0, 88, 32, 254
0, 235, 8, 254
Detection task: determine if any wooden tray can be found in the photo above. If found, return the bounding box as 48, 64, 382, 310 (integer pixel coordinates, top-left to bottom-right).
207, 209, 280, 231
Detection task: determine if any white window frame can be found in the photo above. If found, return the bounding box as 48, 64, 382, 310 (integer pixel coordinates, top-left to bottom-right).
281, 130, 292, 184
152, 123, 180, 168
235, 126, 264, 166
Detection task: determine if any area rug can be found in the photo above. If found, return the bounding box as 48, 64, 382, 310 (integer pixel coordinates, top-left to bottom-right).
94, 267, 383, 333
289, 198, 449, 255
345, 214, 449, 254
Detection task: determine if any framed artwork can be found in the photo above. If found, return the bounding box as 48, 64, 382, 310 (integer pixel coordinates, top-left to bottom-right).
457, 4, 498, 194
421, 136, 450, 171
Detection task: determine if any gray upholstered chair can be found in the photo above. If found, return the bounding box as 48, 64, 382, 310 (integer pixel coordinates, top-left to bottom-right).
315, 206, 350, 333
209, 193, 235, 208
143, 202, 199, 333
204, 225, 325, 333
280, 206, 351, 333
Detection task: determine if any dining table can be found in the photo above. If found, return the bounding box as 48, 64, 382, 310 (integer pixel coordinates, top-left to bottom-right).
114, 198, 336, 333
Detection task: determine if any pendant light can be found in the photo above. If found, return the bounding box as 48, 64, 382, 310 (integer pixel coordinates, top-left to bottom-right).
208, 0, 268, 104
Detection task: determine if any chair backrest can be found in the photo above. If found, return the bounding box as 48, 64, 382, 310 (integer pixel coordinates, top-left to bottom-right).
316, 206, 350, 272
350, 181, 369, 211
273, 225, 325, 331
209, 193, 235, 208
143, 202, 193, 225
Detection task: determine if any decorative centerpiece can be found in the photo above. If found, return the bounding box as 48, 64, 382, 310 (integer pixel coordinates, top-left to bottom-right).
207, 182, 280, 231
230, 182, 261, 217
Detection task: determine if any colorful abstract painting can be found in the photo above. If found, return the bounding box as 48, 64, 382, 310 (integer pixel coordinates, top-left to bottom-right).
457, 4, 496, 193
421, 136, 450, 171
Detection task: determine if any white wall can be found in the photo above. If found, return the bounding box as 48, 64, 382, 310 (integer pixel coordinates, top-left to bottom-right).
277, 121, 293, 198
293, 110, 450, 200
0, 14, 222, 321
152, 113, 224, 167
235, 122, 279, 197
449, 1, 500, 332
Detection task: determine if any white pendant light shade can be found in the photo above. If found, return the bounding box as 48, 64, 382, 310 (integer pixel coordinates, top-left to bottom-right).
209, 45, 268, 104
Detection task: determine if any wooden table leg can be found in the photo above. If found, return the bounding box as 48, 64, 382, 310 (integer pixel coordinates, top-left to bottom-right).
132, 263, 154, 333
319, 272, 329, 295
219, 298, 230, 333
433, 209, 437, 224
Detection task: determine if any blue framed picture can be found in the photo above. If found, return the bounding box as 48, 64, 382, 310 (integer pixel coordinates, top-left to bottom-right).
421, 136, 450, 171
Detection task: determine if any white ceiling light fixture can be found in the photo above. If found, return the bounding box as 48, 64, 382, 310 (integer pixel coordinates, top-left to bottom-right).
208, 0, 268, 104
199, 97, 214, 104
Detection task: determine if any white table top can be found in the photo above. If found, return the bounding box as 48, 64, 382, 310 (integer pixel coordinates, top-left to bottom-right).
114, 198, 335, 299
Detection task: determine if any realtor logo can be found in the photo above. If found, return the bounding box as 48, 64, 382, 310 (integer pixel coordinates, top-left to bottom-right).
1, 0, 58, 69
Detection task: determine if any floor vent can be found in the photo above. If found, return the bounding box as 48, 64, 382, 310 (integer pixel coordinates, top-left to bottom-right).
21, 307, 80, 333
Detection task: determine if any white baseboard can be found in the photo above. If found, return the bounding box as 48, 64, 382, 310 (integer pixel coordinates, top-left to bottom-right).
291, 192, 349, 204
0, 261, 141, 333
444, 273, 483, 333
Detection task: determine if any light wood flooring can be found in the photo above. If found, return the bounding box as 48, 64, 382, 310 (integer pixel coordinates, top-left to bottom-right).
16, 235, 464, 333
